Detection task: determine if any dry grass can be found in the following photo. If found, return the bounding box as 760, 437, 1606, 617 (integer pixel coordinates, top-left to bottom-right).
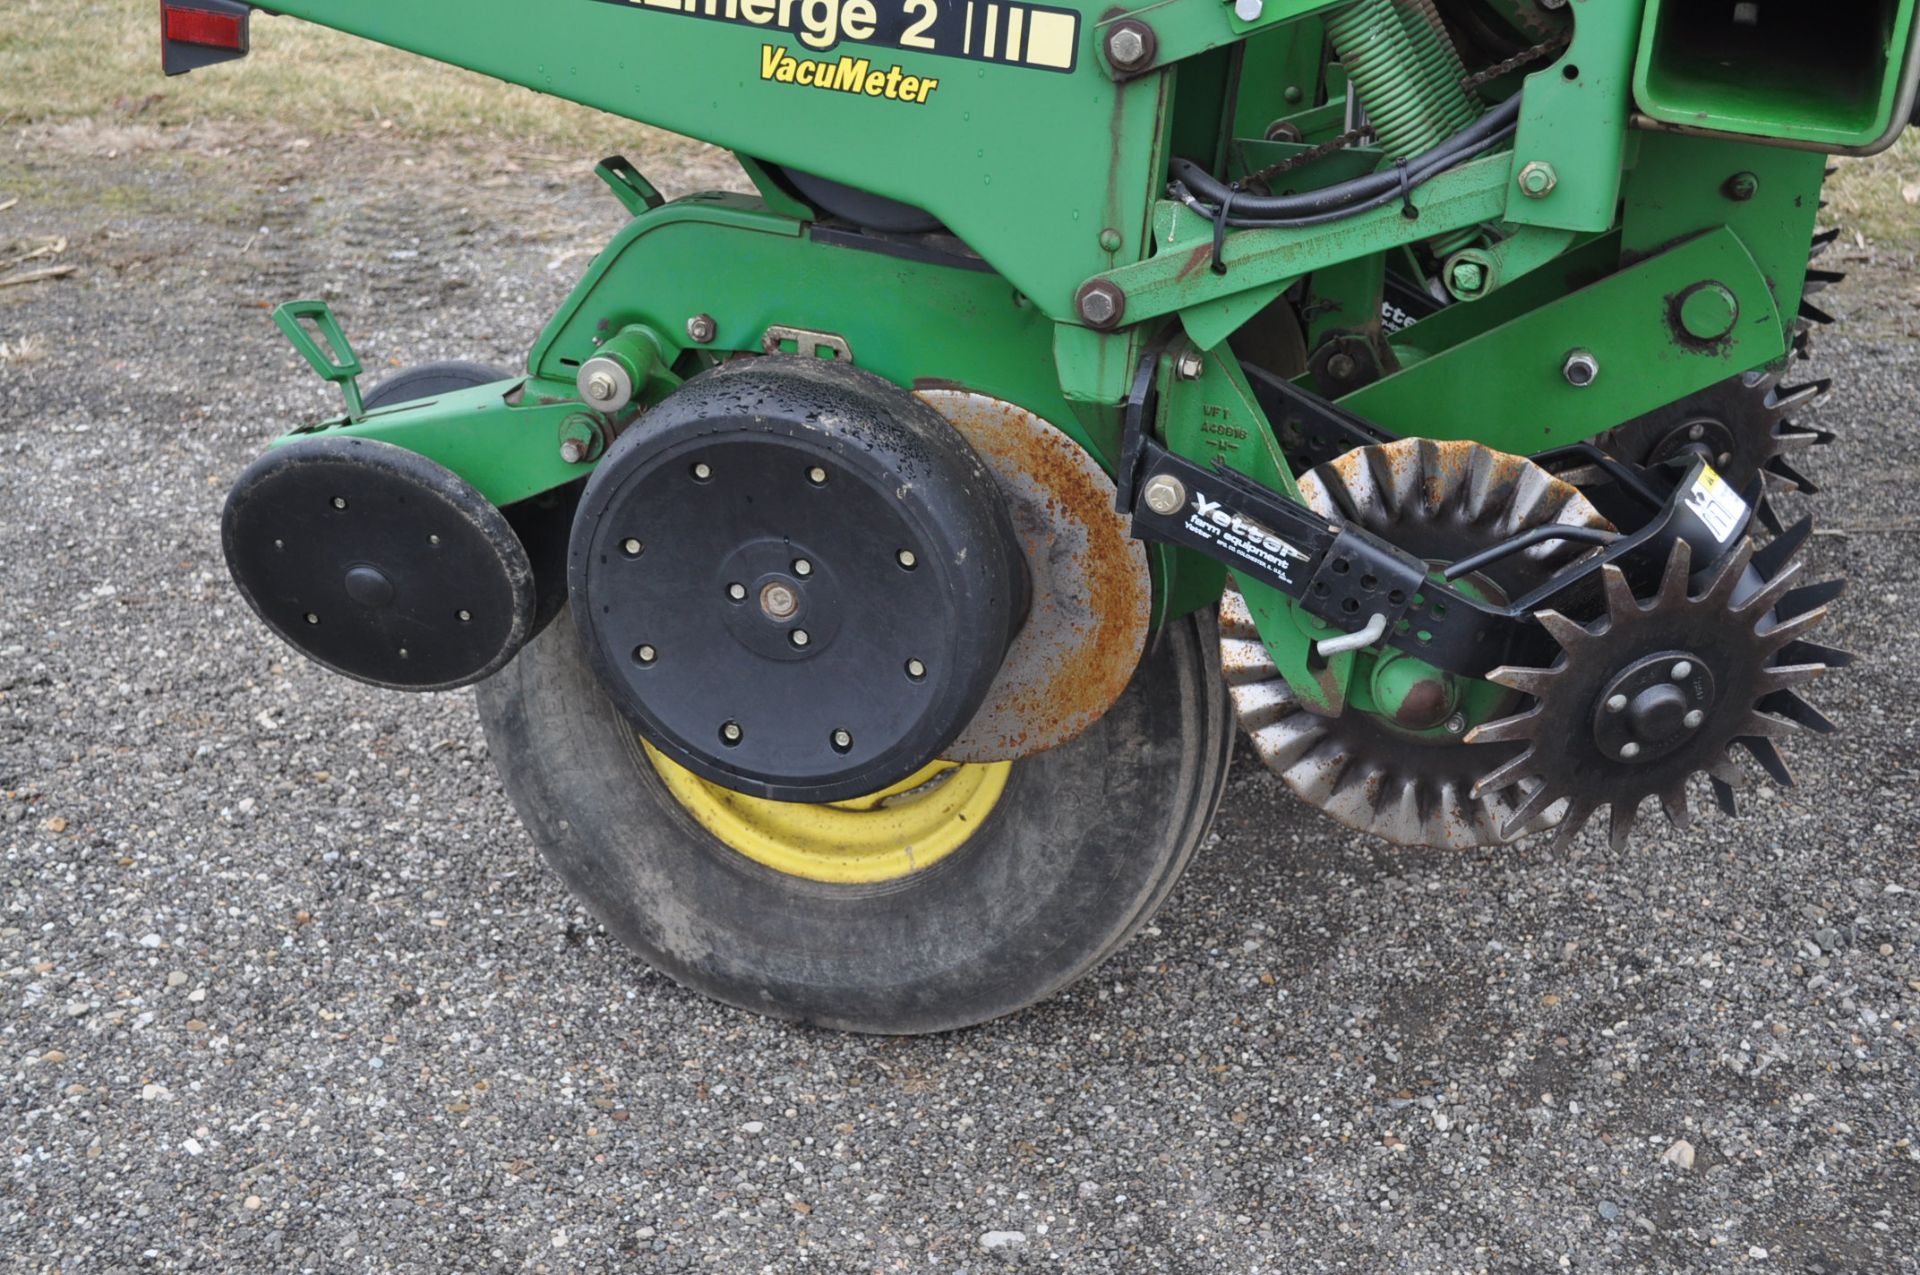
1826, 130, 1920, 248
0, 0, 692, 157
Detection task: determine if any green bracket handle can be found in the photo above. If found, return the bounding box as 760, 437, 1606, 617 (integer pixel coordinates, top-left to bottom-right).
272, 300, 365, 420
595, 156, 666, 217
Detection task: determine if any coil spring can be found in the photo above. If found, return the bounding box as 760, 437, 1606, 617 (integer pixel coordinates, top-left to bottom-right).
1325, 0, 1478, 161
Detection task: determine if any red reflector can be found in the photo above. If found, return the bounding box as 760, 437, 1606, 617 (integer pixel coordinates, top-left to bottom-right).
164, 7, 244, 50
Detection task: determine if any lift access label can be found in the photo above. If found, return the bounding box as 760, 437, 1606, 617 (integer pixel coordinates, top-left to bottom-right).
595, 0, 1081, 75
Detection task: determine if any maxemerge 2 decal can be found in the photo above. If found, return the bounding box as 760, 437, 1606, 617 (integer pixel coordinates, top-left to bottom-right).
595, 0, 1080, 78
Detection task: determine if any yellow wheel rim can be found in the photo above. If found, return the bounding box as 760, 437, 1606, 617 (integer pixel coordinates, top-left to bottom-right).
644, 742, 1011, 884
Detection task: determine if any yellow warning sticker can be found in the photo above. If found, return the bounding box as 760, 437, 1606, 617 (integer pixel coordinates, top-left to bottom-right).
1684, 463, 1749, 543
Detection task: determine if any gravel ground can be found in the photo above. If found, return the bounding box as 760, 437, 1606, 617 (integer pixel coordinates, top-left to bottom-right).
3, 122, 1919, 1273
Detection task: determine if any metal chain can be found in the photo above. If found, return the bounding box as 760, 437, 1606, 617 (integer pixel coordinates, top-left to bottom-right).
1236, 36, 1567, 192
1460, 34, 1573, 93
1239, 125, 1376, 190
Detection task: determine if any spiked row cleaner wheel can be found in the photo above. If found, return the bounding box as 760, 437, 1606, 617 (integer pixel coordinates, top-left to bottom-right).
1465, 520, 1850, 850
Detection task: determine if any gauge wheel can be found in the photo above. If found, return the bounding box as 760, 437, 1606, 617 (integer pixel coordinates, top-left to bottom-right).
476, 606, 1233, 1034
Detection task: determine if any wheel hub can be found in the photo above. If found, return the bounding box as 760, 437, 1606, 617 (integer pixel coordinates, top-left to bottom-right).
1590, 651, 1716, 764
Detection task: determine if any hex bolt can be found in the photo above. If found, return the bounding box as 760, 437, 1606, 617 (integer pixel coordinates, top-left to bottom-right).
692, 461, 713, 481
1075, 280, 1126, 330
720, 721, 743, 745
1449, 260, 1487, 297
897, 549, 918, 569
1723, 171, 1759, 202
807, 466, 828, 485
457, 609, 472, 623
1105, 22, 1151, 70
331, 496, 348, 510
1671, 660, 1693, 681
1142, 473, 1189, 517
831, 728, 853, 752
1688, 423, 1706, 440
1444, 713, 1468, 736
1234, 0, 1264, 20
1326, 352, 1358, 381
584, 370, 619, 403
906, 658, 927, 680
1517, 161, 1558, 198
1683, 709, 1705, 729
1175, 350, 1206, 380
1606, 693, 1629, 713
792, 558, 813, 578
685, 313, 717, 345
559, 437, 590, 465
1265, 120, 1304, 142
635, 644, 657, 664
727, 582, 747, 601
621, 538, 644, 557
1619, 741, 1642, 759
304, 612, 320, 626
429, 534, 442, 546
790, 628, 811, 648
1562, 349, 1600, 388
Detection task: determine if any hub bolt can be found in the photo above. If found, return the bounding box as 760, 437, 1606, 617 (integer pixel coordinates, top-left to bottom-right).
686, 313, 717, 344
1562, 349, 1599, 388
807, 466, 828, 485
762, 582, 799, 618
831, 728, 853, 752
331, 496, 348, 510
621, 538, 644, 557
906, 658, 927, 680
692, 462, 713, 481
635, 644, 657, 664
897, 549, 918, 569
1606, 693, 1628, 713
792, 558, 813, 577
791, 628, 811, 648
1671, 660, 1693, 681
1683, 709, 1704, 729
720, 721, 743, 745
1619, 741, 1642, 759
457, 609, 472, 623
304, 612, 320, 625
728, 582, 748, 601
1142, 473, 1188, 517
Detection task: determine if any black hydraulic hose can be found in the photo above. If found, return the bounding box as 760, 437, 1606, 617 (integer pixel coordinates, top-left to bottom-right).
1169, 94, 1522, 223
1440, 524, 1619, 581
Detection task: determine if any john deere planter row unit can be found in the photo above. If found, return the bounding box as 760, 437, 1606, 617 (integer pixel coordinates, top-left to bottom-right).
186, 0, 1914, 1032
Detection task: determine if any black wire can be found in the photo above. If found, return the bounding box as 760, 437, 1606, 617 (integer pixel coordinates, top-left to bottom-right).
1440, 524, 1619, 581
1169, 95, 1523, 226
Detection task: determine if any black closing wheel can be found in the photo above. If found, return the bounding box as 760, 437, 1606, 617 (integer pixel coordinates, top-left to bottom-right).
475, 606, 1234, 1034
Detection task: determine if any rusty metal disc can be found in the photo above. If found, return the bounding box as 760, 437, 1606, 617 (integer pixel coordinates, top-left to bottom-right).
917, 389, 1152, 762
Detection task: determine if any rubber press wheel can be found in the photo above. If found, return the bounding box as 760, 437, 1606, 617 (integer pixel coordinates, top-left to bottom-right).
476, 608, 1234, 1034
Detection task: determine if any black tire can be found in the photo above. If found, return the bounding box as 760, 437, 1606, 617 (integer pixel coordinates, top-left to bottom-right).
475, 607, 1234, 1034
361, 359, 511, 410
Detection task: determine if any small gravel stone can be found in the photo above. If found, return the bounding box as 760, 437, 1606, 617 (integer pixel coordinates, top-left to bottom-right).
1662, 1140, 1696, 1170
980, 1231, 1027, 1251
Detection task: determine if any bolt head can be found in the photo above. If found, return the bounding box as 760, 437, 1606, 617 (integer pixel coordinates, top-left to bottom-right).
1142, 473, 1188, 517
1518, 161, 1558, 198
1562, 349, 1599, 388
807, 466, 828, 485
761, 582, 798, 619
790, 628, 811, 648
896, 549, 918, 569
692, 462, 712, 481
1444, 713, 1468, 736
1606, 693, 1629, 713
1326, 352, 1358, 380
727, 582, 747, 601
560, 438, 589, 465
721, 721, 743, 744
1671, 660, 1694, 681
621, 538, 643, 557
585, 371, 618, 402
1234, 0, 1264, 20
686, 313, 716, 344
1077, 283, 1123, 328
1106, 26, 1147, 68
1723, 171, 1759, 202
1683, 709, 1705, 730
635, 644, 656, 664
1449, 261, 1487, 295
906, 658, 927, 680
831, 728, 853, 750
792, 558, 813, 578
1619, 741, 1642, 759
1175, 350, 1206, 381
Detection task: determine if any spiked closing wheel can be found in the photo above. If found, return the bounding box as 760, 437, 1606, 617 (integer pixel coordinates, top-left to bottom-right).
1466, 520, 1850, 850
1222, 439, 1612, 849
